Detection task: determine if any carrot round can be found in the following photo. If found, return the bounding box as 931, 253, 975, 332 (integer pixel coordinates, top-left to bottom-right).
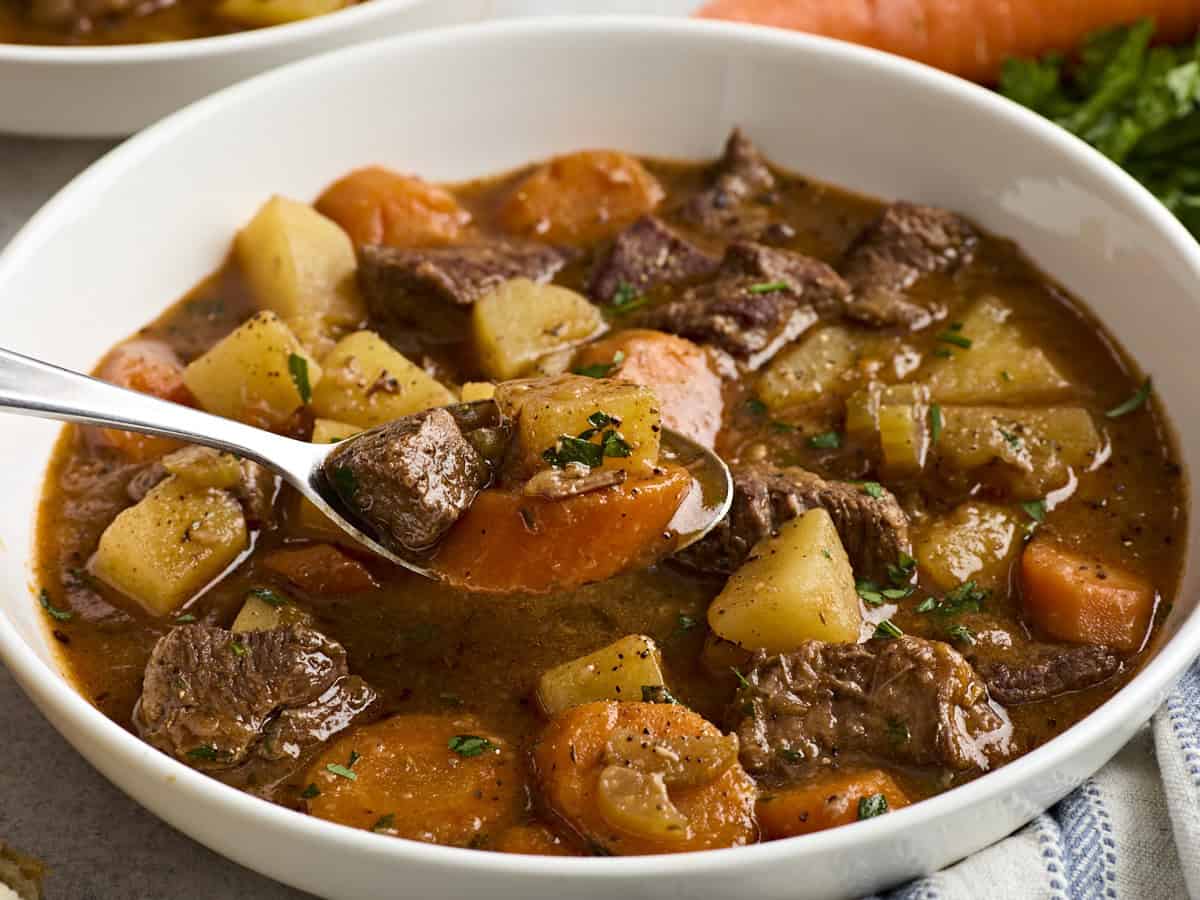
261, 543, 379, 594
94, 340, 192, 461
315, 166, 471, 248
532, 701, 757, 855
433, 467, 692, 594
493, 824, 575, 856
695, 1, 1200, 83
304, 714, 521, 847
756, 769, 909, 840
1020, 539, 1156, 651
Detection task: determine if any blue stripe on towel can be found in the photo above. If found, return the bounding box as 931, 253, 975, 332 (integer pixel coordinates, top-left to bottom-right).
1033, 812, 1071, 900
1054, 780, 1117, 899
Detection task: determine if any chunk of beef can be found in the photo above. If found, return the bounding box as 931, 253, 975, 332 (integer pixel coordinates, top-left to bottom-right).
259, 675, 377, 761
840, 202, 978, 330
682, 129, 777, 232
675, 465, 910, 581
358, 240, 574, 339
635, 242, 847, 369
737, 637, 1013, 777
975, 644, 1122, 706
587, 216, 719, 303
135, 624, 373, 769
126, 461, 167, 503
323, 406, 498, 553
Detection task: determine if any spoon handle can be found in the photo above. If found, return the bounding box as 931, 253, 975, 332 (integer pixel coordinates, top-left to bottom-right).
0, 346, 314, 475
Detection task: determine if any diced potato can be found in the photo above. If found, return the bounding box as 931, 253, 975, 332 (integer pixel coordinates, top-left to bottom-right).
536, 635, 666, 716
295, 419, 363, 537
473, 279, 607, 381
708, 508, 861, 651
231, 590, 312, 633
310, 331, 454, 428
233, 196, 364, 357
498, 150, 665, 244
934, 406, 1101, 497
494, 374, 661, 479
916, 503, 1023, 591
924, 298, 1071, 404
91, 477, 248, 616
215, 0, 348, 26
183, 312, 321, 430
161, 446, 244, 490
315, 167, 470, 248
460, 381, 496, 403
757, 326, 860, 410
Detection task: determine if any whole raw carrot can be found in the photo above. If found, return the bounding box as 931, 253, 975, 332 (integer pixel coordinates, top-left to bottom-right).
695, 0, 1199, 83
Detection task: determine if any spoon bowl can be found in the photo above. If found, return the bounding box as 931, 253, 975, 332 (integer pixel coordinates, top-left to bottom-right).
0, 346, 732, 590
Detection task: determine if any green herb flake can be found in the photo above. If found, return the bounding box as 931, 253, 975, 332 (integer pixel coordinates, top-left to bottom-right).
999, 427, 1023, 450
300, 783, 320, 799
777, 747, 803, 763
230, 641, 248, 657
769, 420, 797, 434
38, 590, 73, 622
1001, 370, 1013, 382
747, 280, 790, 294
641, 684, 680, 705
574, 352, 625, 379
929, 403, 943, 446
887, 552, 917, 586
856, 580, 886, 607
916, 597, 936, 613
372, 813, 396, 833
946, 623, 976, 645
921, 580, 990, 618
587, 411, 613, 429
287, 353, 312, 404
746, 398, 768, 417
249, 587, 287, 607
862, 481, 884, 500
937, 331, 973, 349
601, 430, 633, 459
175, 614, 197, 624
325, 763, 358, 781
187, 745, 219, 761
543, 435, 604, 470
821, 548, 833, 560
675, 613, 698, 634
1022, 499, 1048, 523
1106, 378, 1152, 419
933, 348, 954, 359
730, 667, 752, 690
808, 431, 842, 449
448, 735, 494, 758
858, 793, 889, 820
874, 619, 903, 640
886, 718, 910, 745
609, 284, 648, 315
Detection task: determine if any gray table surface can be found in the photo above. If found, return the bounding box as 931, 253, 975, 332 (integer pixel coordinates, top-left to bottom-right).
0, 136, 314, 900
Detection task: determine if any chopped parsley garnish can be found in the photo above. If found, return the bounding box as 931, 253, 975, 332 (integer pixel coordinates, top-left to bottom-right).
920, 580, 990, 618
601, 430, 633, 458
372, 814, 396, 833
175, 614, 197, 624
300, 783, 320, 799
574, 351, 625, 379
609, 283, 647, 314
929, 403, 943, 446
746, 398, 768, 416
821, 548, 833, 560
642, 684, 680, 705
874, 619, 903, 640
587, 411, 614, 429
230, 641, 248, 657
1106, 378, 1152, 419
808, 431, 842, 449
187, 745, 219, 761
858, 580, 914, 606
777, 747, 803, 763
448, 735, 494, 758
325, 763, 358, 781
543, 435, 604, 469
858, 793, 889, 819
946, 623, 976, 645
287, 353, 312, 404
887, 552, 917, 586
769, 420, 796, 434
886, 718, 910, 745
1022, 499, 1048, 523
861, 481, 884, 500
1001, 370, 1013, 382
249, 587, 286, 607
933, 348, 954, 359
998, 427, 1023, 450
747, 280, 790, 294
673, 613, 698, 636
330, 465, 358, 499
937, 331, 973, 349
730, 667, 752, 690
38, 589, 73, 622
999, 20, 1200, 241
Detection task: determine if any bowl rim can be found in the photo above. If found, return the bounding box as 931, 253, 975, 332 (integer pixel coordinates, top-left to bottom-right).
0, 0, 428, 64
1, 13, 1199, 883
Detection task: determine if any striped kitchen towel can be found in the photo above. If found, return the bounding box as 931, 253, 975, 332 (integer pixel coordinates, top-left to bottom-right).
875, 659, 1200, 900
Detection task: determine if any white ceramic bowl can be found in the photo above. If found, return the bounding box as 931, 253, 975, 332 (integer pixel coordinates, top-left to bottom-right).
1, 17, 1198, 900
0, 0, 488, 138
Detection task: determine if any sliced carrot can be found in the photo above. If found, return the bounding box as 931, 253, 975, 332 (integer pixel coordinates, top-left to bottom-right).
498, 150, 665, 245
756, 769, 910, 840
695, 0, 1200, 84
305, 714, 521, 847
532, 701, 757, 855
493, 824, 575, 856
261, 543, 378, 594
574, 330, 724, 449
1020, 539, 1155, 651
315, 166, 471, 248
94, 340, 192, 461
433, 467, 691, 594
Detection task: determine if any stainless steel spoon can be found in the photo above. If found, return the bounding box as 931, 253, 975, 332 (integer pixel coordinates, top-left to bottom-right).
0, 346, 732, 588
